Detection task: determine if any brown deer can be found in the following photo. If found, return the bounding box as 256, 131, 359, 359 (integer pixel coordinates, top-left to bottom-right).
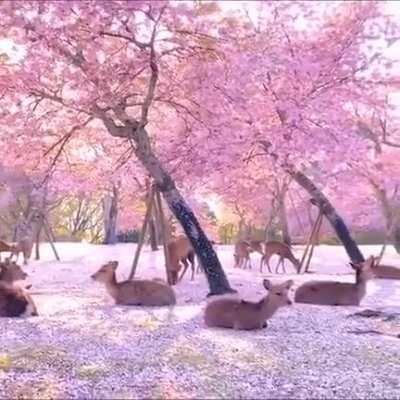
373, 260, 400, 280
167, 236, 195, 284
0, 259, 28, 283
0, 282, 38, 317
204, 279, 294, 330
294, 256, 376, 306
260, 241, 301, 274
234, 241, 251, 269
91, 261, 176, 306
0, 240, 17, 262
10, 238, 34, 265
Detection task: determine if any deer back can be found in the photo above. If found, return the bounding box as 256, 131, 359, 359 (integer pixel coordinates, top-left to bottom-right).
374, 264, 400, 280
115, 279, 176, 306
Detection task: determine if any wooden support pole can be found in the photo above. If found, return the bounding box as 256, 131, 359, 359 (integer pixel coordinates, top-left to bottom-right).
299, 209, 323, 274
129, 187, 155, 280
43, 217, 60, 261
304, 211, 323, 273
155, 188, 172, 285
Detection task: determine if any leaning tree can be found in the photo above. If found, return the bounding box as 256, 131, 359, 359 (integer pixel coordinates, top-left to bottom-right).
0, 1, 237, 295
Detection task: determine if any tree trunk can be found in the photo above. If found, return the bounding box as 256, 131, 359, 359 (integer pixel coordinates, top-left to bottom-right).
148, 216, 158, 251
131, 127, 234, 295
290, 170, 364, 263
103, 185, 118, 244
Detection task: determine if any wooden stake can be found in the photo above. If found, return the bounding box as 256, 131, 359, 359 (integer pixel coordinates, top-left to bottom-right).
43, 217, 60, 261
129, 186, 155, 280
304, 211, 323, 273
299, 209, 323, 274
155, 188, 171, 284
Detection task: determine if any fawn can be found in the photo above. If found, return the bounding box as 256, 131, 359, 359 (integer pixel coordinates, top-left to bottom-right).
91, 261, 176, 306
260, 241, 301, 273
204, 279, 294, 330
294, 256, 375, 306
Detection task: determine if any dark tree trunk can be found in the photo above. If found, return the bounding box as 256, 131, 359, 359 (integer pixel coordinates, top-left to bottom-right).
290, 170, 364, 263
101, 124, 234, 295
103, 185, 118, 244
161, 184, 234, 295
148, 216, 158, 251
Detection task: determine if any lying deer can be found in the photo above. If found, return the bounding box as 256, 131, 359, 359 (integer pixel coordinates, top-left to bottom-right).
0, 282, 38, 317
204, 279, 294, 330
167, 236, 195, 284
11, 238, 34, 265
294, 256, 375, 306
372, 257, 400, 280
91, 261, 176, 306
0, 240, 17, 262
260, 241, 301, 274
0, 259, 28, 283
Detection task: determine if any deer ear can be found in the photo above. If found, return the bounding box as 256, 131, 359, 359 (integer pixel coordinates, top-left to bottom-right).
263, 279, 271, 291
111, 261, 119, 269
284, 280, 294, 289
349, 262, 360, 270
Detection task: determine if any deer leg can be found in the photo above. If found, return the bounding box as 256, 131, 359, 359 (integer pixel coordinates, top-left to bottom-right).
275, 257, 283, 274
178, 259, 189, 282
266, 255, 273, 273
282, 258, 287, 274
187, 251, 196, 280
260, 256, 264, 272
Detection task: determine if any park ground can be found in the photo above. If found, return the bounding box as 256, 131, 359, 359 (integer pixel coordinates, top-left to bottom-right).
0, 243, 399, 399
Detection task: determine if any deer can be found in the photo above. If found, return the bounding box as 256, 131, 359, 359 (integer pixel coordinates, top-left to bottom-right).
372, 260, 400, 280
10, 238, 34, 265
294, 256, 376, 306
0, 259, 28, 283
260, 241, 301, 274
234, 241, 252, 269
167, 235, 195, 284
0, 240, 17, 262
91, 261, 176, 306
0, 282, 38, 317
204, 279, 294, 330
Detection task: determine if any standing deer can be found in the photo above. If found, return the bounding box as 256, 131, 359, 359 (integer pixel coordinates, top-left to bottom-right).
233, 241, 251, 269
167, 235, 195, 284
204, 279, 294, 330
0, 282, 38, 317
294, 256, 376, 306
91, 261, 176, 306
260, 241, 301, 274
0, 259, 28, 283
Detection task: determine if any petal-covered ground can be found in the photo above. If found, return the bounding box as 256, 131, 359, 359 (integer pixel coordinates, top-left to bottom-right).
0, 243, 399, 399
